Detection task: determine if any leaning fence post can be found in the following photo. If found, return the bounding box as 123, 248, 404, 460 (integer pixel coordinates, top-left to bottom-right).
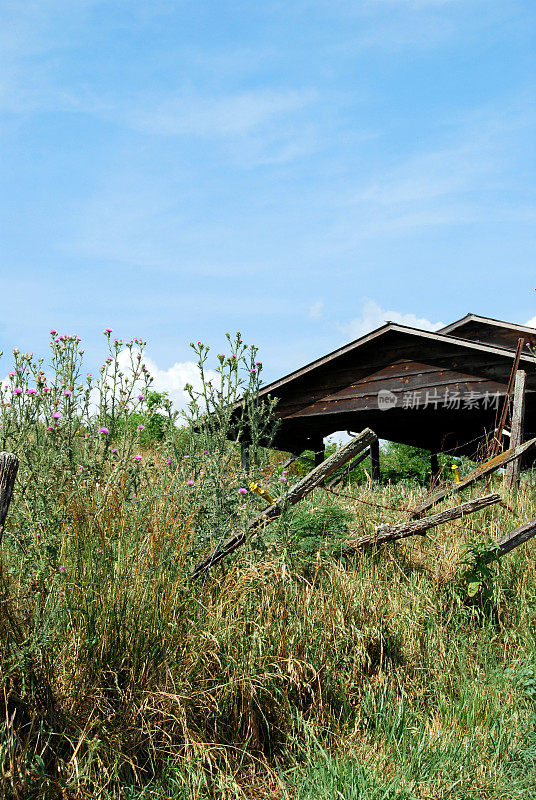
0, 453, 19, 546
505, 369, 526, 490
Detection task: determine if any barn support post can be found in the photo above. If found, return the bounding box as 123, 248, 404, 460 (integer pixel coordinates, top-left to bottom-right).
505, 369, 526, 490
430, 452, 439, 485
314, 439, 325, 468
240, 442, 250, 473
370, 439, 380, 483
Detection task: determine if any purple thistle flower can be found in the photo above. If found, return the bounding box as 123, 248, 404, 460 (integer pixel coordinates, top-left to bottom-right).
111, 448, 118, 453
137, 394, 144, 400
134, 454, 142, 461
99, 426, 109, 435
63, 389, 72, 396
59, 566, 66, 572
104, 327, 113, 334
52, 411, 61, 419
166, 458, 172, 465
50, 329, 57, 336
187, 479, 194, 486
137, 424, 145, 430
26, 388, 37, 395
279, 476, 287, 482
13, 388, 22, 395
238, 488, 247, 494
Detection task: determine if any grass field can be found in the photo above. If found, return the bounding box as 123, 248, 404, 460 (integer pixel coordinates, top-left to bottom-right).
2, 334, 536, 798
2, 466, 536, 799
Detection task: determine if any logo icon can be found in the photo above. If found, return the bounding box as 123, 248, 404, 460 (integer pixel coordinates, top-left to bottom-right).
377, 389, 397, 411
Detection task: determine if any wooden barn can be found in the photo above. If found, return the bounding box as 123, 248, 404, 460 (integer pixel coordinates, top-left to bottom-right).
253, 314, 536, 471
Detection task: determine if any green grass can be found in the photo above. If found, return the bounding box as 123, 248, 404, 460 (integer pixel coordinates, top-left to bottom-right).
3, 470, 536, 799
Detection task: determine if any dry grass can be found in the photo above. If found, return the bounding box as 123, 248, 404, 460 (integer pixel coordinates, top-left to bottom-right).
1, 468, 536, 798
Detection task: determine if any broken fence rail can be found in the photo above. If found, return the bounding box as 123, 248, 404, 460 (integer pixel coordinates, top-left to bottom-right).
190, 427, 377, 579
487, 516, 536, 562
340, 493, 500, 554
410, 437, 536, 519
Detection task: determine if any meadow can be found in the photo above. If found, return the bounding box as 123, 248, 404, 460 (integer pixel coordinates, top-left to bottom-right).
1, 331, 536, 799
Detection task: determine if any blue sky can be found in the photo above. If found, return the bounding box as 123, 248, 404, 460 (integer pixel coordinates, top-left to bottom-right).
1, 0, 535, 404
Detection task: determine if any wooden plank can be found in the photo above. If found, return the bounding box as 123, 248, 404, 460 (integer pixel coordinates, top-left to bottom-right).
190, 428, 377, 578
410, 437, 536, 519
0, 452, 19, 546
492, 517, 536, 559
505, 370, 526, 489
282, 383, 507, 419
270, 351, 525, 408
341, 493, 500, 554
275, 374, 509, 416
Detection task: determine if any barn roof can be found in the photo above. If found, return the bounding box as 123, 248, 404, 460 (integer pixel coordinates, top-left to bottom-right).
252, 315, 536, 457
438, 314, 536, 350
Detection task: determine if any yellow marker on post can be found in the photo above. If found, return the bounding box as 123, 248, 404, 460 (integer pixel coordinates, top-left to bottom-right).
451, 464, 461, 484
249, 482, 276, 505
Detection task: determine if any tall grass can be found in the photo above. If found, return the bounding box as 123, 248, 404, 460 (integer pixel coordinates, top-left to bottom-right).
2, 471, 536, 798
2, 331, 536, 798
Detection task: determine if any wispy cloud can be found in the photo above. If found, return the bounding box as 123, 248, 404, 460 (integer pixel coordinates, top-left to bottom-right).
125, 89, 316, 138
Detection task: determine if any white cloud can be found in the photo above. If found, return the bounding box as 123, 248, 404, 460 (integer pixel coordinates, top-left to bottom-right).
341, 299, 444, 340
143, 356, 219, 411
116, 349, 219, 412
309, 300, 324, 318
525, 317, 536, 329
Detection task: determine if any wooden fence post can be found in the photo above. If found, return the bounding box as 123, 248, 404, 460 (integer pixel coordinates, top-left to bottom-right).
0, 453, 19, 546
505, 369, 526, 490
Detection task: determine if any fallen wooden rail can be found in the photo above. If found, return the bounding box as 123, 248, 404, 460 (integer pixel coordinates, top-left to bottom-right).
190, 427, 377, 579
411, 437, 536, 519
341, 493, 501, 554
0, 452, 19, 546
486, 516, 536, 562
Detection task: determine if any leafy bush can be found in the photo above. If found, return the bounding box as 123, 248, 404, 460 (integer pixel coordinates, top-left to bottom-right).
285, 502, 354, 561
